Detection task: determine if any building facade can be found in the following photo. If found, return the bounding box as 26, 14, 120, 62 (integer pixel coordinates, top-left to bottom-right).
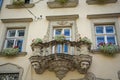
0, 0, 120, 80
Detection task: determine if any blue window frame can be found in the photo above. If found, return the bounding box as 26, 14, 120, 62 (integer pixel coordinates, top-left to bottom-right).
0, 0, 3, 10
4, 29, 25, 52
95, 25, 117, 46
53, 28, 71, 53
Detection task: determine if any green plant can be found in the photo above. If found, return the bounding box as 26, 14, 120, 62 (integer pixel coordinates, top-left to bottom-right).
55, 0, 68, 4
99, 42, 119, 56
32, 38, 43, 45
2, 48, 19, 56
13, 0, 25, 5
55, 35, 65, 41
79, 37, 92, 45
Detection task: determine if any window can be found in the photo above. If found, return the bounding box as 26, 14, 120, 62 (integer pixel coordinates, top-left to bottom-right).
0, 73, 19, 80
0, 0, 3, 10
53, 27, 71, 53
4, 28, 25, 52
25, 0, 30, 4
95, 25, 117, 47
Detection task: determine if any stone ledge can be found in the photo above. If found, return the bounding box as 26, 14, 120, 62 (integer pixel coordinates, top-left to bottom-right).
87, 13, 120, 19
6, 3, 35, 9
1, 18, 33, 23
47, 0, 78, 8
46, 14, 79, 21
0, 52, 27, 57
86, 0, 117, 5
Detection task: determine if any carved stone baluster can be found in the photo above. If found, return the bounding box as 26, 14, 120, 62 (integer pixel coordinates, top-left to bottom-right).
74, 46, 77, 55
62, 44, 64, 53
33, 47, 41, 56
80, 45, 89, 54
68, 44, 70, 55
49, 45, 52, 54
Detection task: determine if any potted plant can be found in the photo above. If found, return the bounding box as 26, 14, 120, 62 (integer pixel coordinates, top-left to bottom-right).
32, 38, 43, 45
1, 47, 19, 56
76, 36, 92, 54
79, 37, 92, 45
13, 0, 25, 5
55, 0, 68, 4
98, 42, 119, 56
54, 35, 65, 42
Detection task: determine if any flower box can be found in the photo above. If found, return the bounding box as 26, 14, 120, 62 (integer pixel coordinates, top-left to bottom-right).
86, 0, 117, 5
47, 0, 78, 8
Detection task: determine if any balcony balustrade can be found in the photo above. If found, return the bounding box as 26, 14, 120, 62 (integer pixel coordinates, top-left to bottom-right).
29, 40, 92, 80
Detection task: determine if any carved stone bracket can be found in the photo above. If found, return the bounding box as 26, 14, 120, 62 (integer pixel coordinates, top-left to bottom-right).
29, 54, 92, 80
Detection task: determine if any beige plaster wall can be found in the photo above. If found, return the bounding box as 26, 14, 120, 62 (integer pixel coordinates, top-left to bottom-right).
0, 0, 120, 80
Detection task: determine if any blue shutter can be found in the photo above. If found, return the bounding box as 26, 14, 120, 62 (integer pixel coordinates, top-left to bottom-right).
0, 0, 3, 10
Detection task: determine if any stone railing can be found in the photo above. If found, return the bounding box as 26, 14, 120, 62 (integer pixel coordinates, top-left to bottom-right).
30, 40, 92, 80
31, 40, 91, 56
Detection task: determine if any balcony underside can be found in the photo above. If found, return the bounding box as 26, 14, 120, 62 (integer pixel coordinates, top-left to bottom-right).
29, 54, 92, 80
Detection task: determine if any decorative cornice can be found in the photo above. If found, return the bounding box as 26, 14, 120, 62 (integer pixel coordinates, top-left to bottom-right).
87, 13, 120, 19
1, 18, 33, 23
46, 14, 79, 21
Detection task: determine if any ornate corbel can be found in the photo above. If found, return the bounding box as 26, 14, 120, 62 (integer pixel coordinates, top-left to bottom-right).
73, 54, 92, 74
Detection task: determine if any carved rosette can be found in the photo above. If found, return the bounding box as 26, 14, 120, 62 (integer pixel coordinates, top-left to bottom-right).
29, 54, 92, 80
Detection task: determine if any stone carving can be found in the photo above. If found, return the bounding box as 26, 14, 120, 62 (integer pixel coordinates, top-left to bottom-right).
73, 54, 92, 74
71, 72, 111, 80
29, 54, 92, 80
29, 56, 46, 74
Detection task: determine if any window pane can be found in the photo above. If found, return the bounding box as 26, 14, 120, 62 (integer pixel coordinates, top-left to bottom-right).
64, 44, 68, 53
96, 36, 105, 45
57, 45, 61, 53
64, 29, 70, 36
106, 26, 114, 33
107, 36, 116, 44
16, 40, 23, 52
96, 26, 103, 34
55, 29, 62, 35
8, 30, 16, 37
18, 30, 25, 37
6, 40, 14, 48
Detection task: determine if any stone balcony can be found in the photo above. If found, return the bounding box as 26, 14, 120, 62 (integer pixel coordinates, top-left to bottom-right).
29, 40, 92, 80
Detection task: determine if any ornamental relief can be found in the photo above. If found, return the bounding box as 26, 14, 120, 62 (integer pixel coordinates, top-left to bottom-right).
29, 54, 92, 80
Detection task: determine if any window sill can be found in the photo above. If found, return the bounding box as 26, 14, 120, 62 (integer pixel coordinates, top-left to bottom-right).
86, 0, 117, 5
6, 4, 35, 9
47, 0, 78, 8
0, 52, 27, 57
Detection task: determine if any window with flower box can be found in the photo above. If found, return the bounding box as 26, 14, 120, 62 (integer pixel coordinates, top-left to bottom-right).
4, 28, 25, 52
95, 24, 117, 47
53, 27, 71, 53
6, 0, 34, 9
